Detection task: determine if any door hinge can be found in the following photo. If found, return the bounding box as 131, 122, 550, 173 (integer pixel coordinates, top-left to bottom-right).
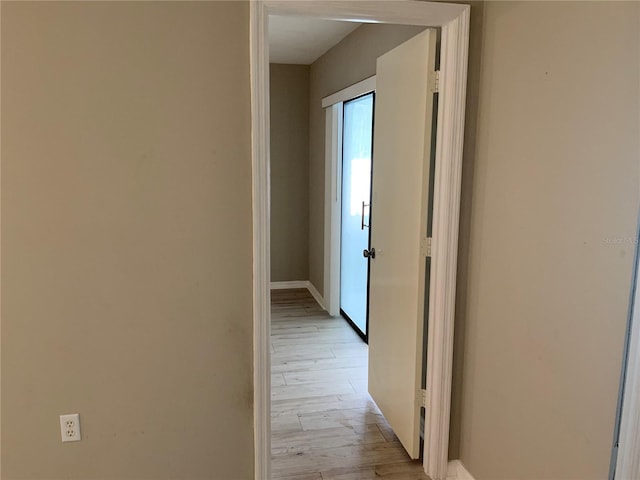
429, 70, 440, 93
421, 237, 432, 257
418, 389, 427, 408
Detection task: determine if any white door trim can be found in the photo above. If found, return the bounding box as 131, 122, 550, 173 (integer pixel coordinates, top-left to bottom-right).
321, 75, 376, 108
324, 102, 343, 317
250, 2, 470, 479
423, 8, 470, 477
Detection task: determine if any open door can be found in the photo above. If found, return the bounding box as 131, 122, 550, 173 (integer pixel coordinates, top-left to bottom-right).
367, 28, 437, 459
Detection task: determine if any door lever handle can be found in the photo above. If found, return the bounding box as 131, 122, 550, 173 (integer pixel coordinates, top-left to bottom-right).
363, 247, 376, 259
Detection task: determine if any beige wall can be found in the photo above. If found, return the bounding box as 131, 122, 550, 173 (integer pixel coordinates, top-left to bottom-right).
3, 2, 639, 479
270, 64, 310, 282
1, 2, 254, 479
453, 2, 640, 479
308, 24, 426, 294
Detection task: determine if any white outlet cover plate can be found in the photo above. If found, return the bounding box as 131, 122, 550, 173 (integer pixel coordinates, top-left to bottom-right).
60, 413, 81, 442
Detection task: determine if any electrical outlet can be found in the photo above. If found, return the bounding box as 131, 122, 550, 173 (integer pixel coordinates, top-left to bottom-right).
59, 414, 81, 442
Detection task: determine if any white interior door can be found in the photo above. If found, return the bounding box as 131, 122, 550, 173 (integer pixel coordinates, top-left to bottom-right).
367, 28, 437, 459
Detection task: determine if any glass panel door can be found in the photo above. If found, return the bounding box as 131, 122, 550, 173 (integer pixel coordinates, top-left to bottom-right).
340, 93, 374, 340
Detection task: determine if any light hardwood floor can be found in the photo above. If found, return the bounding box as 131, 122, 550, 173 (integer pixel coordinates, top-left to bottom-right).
271, 289, 429, 480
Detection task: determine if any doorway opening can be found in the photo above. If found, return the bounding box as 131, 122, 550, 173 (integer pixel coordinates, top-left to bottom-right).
269, 20, 437, 478
251, 3, 471, 480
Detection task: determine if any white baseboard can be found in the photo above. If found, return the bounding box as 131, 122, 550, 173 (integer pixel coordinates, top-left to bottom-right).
447, 460, 475, 480
306, 281, 327, 311
270, 281, 308, 290
270, 280, 328, 312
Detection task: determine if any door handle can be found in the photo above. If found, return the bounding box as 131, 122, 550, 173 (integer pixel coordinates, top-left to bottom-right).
361, 201, 370, 230
363, 247, 376, 259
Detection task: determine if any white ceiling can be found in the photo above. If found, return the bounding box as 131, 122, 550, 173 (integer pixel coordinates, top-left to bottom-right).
269, 15, 361, 65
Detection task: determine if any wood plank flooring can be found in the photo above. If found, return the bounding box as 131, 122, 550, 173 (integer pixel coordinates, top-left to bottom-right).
271, 289, 429, 480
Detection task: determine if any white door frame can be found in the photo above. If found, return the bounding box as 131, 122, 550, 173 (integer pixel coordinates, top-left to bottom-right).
250, 2, 470, 479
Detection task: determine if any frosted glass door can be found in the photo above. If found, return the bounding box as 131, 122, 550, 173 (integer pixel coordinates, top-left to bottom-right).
340, 93, 374, 339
